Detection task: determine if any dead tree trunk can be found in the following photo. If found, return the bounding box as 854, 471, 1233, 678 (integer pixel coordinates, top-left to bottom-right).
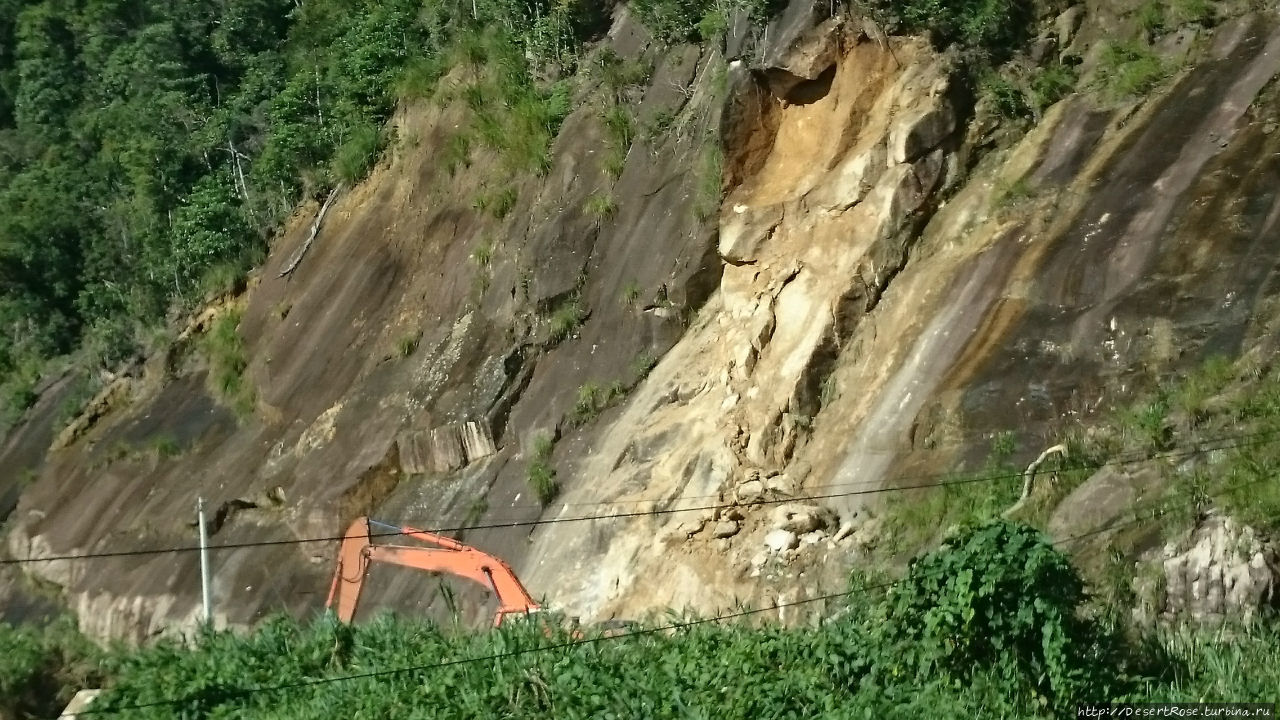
1002, 443, 1069, 519
278, 186, 340, 279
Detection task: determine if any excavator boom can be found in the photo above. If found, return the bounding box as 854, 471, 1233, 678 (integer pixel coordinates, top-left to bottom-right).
326, 516, 541, 627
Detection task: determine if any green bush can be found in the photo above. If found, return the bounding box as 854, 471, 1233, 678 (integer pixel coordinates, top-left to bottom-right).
979, 69, 1031, 120
875, 520, 1126, 711
0, 618, 101, 720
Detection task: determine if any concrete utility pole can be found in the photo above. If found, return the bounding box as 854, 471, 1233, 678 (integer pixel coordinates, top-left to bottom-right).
197, 497, 212, 625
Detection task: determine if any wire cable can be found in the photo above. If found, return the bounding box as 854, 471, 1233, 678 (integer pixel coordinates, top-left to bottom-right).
10, 426, 1280, 566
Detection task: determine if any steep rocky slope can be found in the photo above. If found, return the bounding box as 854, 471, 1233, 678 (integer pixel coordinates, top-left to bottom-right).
3, 0, 1280, 641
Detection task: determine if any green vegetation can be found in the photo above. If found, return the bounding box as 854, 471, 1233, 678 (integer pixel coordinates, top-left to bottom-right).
994, 175, 1035, 207
332, 123, 384, 184
979, 69, 1031, 120
630, 0, 785, 44
473, 186, 518, 219
568, 380, 627, 427
526, 433, 558, 506
5, 521, 1276, 718
693, 140, 723, 221
630, 350, 659, 379
472, 239, 494, 268
0, 0, 616, 424
600, 104, 635, 179
546, 296, 587, 343
463, 496, 488, 526
620, 281, 643, 309
594, 49, 653, 101
201, 310, 254, 418
150, 434, 182, 459
584, 190, 617, 219
854, 0, 1032, 58
395, 331, 421, 358
1030, 63, 1079, 113
1098, 41, 1170, 98
0, 618, 101, 720
980, 61, 1078, 123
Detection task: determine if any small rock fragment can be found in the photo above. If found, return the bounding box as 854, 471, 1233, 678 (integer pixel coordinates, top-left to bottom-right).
764, 529, 799, 552
712, 520, 741, 539
736, 480, 765, 503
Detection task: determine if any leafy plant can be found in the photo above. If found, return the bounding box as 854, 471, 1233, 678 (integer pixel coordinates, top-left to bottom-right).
979, 69, 1031, 120
995, 176, 1034, 207
472, 239, 494, 268
853, 0, 1033, 58
876, 520, 1126, 712
630, 351, 658, 380
693, 141, 723, 220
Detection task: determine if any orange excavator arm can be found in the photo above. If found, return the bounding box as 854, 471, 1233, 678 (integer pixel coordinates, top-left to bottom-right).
325, 516, 541, 627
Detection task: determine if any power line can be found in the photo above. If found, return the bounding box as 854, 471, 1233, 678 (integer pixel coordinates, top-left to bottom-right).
10, 427, 1280, 567
67, 475, 1270, 717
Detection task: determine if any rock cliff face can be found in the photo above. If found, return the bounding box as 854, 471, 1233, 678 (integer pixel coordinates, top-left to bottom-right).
5, 2, 1280, 640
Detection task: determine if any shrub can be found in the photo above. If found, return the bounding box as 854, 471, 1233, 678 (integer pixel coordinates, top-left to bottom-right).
620, 281, 643, 308
875, 520, 1126, 711
630, 351, 658, 379
693, 141, 723, 220
979, 69, 1031, 120
472, 239, 494, 268
151, 434, 182, 459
